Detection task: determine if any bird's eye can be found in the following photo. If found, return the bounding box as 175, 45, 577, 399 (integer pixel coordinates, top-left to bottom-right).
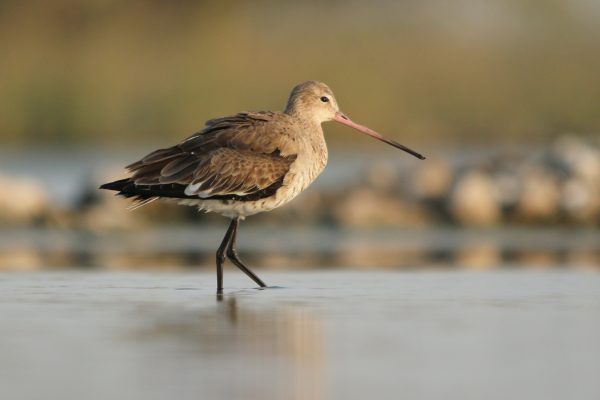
320, 96, 329, 103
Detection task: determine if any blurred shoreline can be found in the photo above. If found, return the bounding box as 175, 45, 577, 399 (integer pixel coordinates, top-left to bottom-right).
0, 134, 598, 271
1, 134, 598, 228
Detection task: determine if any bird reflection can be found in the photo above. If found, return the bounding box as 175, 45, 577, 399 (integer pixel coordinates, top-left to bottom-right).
133, 292, 326, 400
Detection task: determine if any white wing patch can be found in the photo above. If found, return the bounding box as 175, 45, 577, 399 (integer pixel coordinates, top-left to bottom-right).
184, 180, 257, 199
184, 181, 204, 196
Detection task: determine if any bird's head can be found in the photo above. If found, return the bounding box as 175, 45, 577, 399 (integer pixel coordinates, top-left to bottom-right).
285, 81, 426, 160
284, 81, 340, 124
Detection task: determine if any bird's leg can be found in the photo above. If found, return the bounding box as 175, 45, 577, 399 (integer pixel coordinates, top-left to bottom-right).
226, 218, 267, 288
215, 219, 236, 293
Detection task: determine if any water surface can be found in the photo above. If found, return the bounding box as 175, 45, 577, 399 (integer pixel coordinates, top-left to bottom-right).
1, 270, 599, 400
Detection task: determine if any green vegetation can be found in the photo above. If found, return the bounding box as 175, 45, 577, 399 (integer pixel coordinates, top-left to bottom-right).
1, 0, 599, 146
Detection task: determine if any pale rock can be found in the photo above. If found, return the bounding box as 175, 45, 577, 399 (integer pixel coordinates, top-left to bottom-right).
335, 188, 430, 227
516, 167, 561, 222
561, 177, 600, 222
364, 161, 400, 192
449, 170, 500, 226
0, 174, 49, 224
412, 157, 453, 199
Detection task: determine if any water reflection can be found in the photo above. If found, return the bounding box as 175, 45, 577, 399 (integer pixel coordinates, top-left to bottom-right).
132, 294, 326, 400
1, 227, 599, 270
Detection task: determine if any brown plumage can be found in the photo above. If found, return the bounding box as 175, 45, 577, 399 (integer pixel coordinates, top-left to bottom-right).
113, 111, 298, 204
100, 81, 425, 293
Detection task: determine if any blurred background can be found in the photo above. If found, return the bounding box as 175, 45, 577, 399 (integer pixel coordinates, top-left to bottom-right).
0, 0, 599, 270
2, 3, 600, 400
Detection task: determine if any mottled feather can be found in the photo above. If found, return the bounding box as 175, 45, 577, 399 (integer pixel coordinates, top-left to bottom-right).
111, 112, 298, 203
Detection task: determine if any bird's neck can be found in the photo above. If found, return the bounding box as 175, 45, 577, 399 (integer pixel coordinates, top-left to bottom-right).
285, 111, 322, 132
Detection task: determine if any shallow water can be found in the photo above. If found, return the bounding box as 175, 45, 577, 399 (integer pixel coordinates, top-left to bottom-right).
1, 270, 599, 400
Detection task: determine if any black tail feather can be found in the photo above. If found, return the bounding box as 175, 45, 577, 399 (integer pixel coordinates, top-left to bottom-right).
99, 178, 130, 192
99, 178, 151, 201
99, 177, 284, 203
99, 178, 188, 201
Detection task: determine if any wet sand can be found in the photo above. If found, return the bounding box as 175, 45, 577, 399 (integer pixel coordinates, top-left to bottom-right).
1, 270, 599, 400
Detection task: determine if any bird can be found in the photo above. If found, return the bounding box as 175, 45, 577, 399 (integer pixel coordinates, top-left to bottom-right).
100, 81, 425, 293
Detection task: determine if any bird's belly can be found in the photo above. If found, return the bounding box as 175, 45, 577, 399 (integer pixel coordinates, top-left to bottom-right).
176, 198, 278, 219
177, 188, 302, 219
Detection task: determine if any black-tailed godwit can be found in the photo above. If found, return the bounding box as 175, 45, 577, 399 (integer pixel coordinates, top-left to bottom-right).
100, 81, 425, 292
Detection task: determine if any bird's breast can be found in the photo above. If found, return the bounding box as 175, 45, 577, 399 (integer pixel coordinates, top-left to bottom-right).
282, 130, 328, 196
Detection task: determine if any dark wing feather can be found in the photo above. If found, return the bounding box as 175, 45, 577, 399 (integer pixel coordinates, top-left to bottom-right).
183, 148, 293, 198
102, 112, 298, 203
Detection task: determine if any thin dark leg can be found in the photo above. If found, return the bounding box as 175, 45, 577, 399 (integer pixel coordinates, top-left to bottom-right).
215, 219, 236, 293
226, 218, 267, 288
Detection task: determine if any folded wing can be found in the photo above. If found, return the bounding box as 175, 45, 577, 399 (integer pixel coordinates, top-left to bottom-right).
100, 112, 298, 203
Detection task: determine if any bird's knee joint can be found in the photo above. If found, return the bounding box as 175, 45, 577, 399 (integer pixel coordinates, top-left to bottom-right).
226, 248, 238, 258
216, 251, 227, 264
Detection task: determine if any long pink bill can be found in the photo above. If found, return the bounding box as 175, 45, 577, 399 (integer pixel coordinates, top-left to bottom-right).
334, 112, 425, 160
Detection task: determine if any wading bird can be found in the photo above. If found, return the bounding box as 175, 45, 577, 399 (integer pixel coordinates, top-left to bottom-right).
100, 81, 425, 293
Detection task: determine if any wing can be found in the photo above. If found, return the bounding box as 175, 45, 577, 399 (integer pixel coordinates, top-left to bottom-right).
101, 112, 298, 203
181, 148, 294, 198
